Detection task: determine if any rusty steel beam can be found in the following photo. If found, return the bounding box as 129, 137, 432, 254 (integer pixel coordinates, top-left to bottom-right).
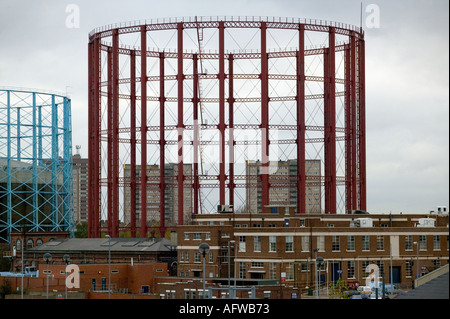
140, 25, 148, 237
297, 24, 306, 215
130, 49, 137, 237
177, 22, 184, 225
260, 22, 270, 213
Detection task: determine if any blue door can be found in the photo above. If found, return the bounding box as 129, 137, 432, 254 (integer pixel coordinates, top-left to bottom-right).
331, 262, 341, 283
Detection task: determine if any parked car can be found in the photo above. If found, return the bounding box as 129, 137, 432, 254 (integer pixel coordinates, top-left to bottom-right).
344, 290, 360, 298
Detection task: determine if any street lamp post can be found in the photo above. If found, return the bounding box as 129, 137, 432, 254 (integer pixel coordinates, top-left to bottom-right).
63, 254, 70, 299
228, 240, 235, 299
313, 248, 319, 298
105, 235, 111, 299
316, 257, 324, 299
413, 241, 419, 280
199, 243, 210, 299
43, 253, 52, 299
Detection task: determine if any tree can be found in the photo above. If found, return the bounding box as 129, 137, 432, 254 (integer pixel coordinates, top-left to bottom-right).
74, 221, 88, 238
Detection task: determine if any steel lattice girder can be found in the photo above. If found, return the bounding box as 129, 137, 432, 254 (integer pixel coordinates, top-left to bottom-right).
0, 89, 73, 243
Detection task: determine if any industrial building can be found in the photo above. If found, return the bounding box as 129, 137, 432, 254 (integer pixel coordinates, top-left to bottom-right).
176, 207, 449, 296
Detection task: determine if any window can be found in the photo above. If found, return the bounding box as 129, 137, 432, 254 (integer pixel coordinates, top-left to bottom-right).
254, 236, 261, 252
419, 235, 427, 251
347, 236, 355, 251
405, 235, 413, 251
347, 261, 355, 278
286, 236, 294, 252
301, 236, 309, 252
193, 233, 202, 240
194, 252, 201, 263
184, 233, 189, 240
405, 260, 413, 277
286, 263, 294, 280
433, 259, 441, 269
332, 236, 340, 251
180, 251, 184, 262
362, 261, 370, 278
209, 252, 213, 263
362, 235, 370, 251
376, 236, 384, 251
205, 233, 211, 240
269, 236, 277, 252
239, 262, 246, 279
185, 251, 189, 262
269, 263, 277, 280
16, 239, 22, 251
377, 261, 385, 277
239, 236, 246, 252
317, 236, 325, 252
433, 236, 440, 250
251, 262, 264, 268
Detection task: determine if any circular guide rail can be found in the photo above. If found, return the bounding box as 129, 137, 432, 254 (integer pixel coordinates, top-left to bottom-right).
88, 16, 366, 238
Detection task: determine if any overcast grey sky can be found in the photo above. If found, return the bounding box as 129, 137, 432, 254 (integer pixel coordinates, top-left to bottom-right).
0, 0, 448, 214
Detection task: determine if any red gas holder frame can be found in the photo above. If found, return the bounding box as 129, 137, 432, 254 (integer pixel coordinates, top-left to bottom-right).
87, 17, 366, 238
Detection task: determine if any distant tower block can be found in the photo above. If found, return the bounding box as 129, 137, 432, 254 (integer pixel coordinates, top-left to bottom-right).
0, 88, 73, 243
87, 17, 366, 238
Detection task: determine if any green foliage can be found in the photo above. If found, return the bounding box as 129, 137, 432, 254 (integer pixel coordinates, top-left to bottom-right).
74, 221, 88, 238
0, 278, 12, 299
328, 278, 350, 299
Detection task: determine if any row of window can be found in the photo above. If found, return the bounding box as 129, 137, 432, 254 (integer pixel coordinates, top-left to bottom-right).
179, 251, 214, 263
236, 259, 445, 280
236, 235, 449, 253
15, 238, 44, 250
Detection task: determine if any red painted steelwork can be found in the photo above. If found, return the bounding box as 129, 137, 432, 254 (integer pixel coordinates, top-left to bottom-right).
87, 17, 367, 238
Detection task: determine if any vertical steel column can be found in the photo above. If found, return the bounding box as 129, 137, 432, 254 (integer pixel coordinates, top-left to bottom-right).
218, 21, 226, 205
324, 27, 336, 214
260, 22, 270, 213
193, 54, 200, 216
63, 96, 73, 233
6, 91, 11, 238
177, 22, 185, 225
130, 50, 137, 237
345, 44, 352, 213
91, 37, 101, 238
32, 93, 38, 227
140, 25, 148, 237
350, 34, 357, 209
228, 54, 235, 208
88, 38, 101, 238
358, 38, 367, 211
296, 24, 306, 215
88, 40, 94, 237
107, 47, 113, 234
159, 52, 166, 236
111, 29, 119, 237
51, 94, 58, 227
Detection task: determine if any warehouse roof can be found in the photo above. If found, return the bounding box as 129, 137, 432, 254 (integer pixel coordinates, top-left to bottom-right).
28, 237, 175, 253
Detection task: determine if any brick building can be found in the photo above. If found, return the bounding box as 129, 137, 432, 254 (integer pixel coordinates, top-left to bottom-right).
177, 207, 449, 295
2, 236, 177, 297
